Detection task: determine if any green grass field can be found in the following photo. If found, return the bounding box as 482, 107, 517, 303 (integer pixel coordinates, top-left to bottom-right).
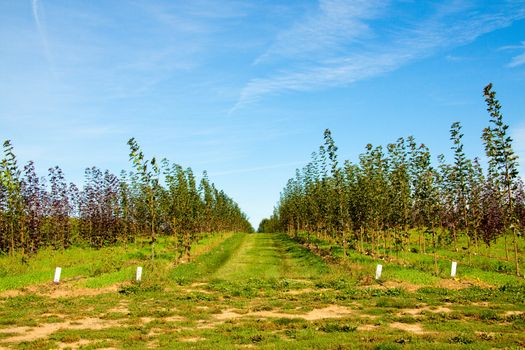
0, 232, 524, 349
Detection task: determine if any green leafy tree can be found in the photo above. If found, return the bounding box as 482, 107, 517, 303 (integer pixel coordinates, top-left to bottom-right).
0, 141, 24, 256
482, 83, 521, 275
450, 122, 472, 262
127, 138, 160, 259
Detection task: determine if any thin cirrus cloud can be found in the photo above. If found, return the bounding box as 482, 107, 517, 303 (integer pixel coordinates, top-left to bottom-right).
507, 42, 525, 67
232, 1, 525, 113
31, 0, 52, 65
25, 1, 246, 103
31, 0, 59, 81
254, 0, 385, 65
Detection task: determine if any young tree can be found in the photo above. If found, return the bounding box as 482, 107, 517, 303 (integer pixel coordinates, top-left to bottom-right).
21, 161, 46, 254
410, 142, 440, 272
387, 138, 411, 253
48, 166, 71, 249
127, 138, 159, 259
323, 129, 350, 255
450, 122, 472, 262
482, 83, 521, 275
0, 141, 25, 255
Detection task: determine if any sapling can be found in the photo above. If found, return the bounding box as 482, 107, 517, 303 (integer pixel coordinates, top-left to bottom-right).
482, 83, 521, 276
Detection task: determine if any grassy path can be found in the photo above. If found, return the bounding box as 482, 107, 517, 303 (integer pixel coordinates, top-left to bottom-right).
213, 233, 327, 281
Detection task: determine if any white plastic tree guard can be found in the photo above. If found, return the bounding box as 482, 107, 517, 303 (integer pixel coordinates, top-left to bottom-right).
53, 267, 62, 283
375, 264, 383, 280
451, 261, 457, 277
136, 266, 143, 282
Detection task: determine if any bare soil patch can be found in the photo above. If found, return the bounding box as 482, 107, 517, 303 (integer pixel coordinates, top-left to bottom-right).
285, 288, 331, 295
504, 311, 524, 316
107, 301, 129, 314
357, 324, 380, 331
300, 305, 356, 320
214, 305, 356, 322
382, 280, 421, 292
437, 278, 494, 290
181, 288, 212, 294
0, 290, 21, 298
45, 285, 119, 298
398, 305, 452, 316
390, 322, 432, 334
179, 337, 205, 342
163, 316, 185, 322
358, 279, 421, 292
0, 317, 120, 343
214, 309, 244, 321
1, 283, 120, 299
472, 301, 491, 307
191, 282, 208, 287
140, 317, 155, 324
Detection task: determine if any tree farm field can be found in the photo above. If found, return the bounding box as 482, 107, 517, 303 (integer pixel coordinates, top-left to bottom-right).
0, 232, 524, 350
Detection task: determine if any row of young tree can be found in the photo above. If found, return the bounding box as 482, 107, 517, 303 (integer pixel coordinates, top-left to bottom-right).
260, 84, 524, 276
0, 138, 253, 259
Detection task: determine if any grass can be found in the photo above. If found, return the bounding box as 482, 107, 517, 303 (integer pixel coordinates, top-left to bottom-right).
293, 230, 525, 289
0, 232, 524, 349
0, 232, 232, 291
169, 232, 246, 284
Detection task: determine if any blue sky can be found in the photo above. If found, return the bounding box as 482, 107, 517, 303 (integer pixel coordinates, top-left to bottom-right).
1, 0, 525, 228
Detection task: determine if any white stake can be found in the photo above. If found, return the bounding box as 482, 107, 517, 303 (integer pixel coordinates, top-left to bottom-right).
375, 264, 383, 280
136, 266, 143, 282
53, 267, 62, 283
451, 261, 457, 277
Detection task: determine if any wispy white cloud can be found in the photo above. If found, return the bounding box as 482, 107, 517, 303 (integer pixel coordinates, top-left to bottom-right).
21, 0, 254, 103
506, 41, 525, 68
31, 0, 53, 67
233, 1, 525, 112
445, 54, 468, 62
255, 0, 386, 65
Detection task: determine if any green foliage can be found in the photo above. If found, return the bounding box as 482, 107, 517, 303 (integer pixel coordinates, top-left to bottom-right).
264, 84, 525, 277
0, 138, 252, 257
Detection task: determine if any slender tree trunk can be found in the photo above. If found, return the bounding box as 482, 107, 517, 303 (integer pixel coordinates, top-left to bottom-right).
151, 225, 155, 261
404, 224, 409, 252
395, 228, 400, 258
383, 230, 387, 257
360, 226, 364, 254
422, 230, 426, 254
20, 219, 25, 259
467, 231, 471, 266
513, 227, 520, 277
371, 229, 376, 257
9, 221, 15, 257
342, 231, 347, 257
452, 225, 458, 253
432, 223, 438, 275
504, 234, 509, 261
474, 230, 479, 255
174, 229, 179, 264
